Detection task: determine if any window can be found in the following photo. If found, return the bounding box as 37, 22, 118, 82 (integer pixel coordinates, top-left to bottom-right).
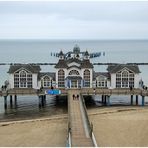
116, 70, 134, 88
14, 70, 32, 88
27, 74, 32, 88
96, 76, 107, 87
41, 76, 52, 87
122, 71, 128, 87
58, 69, 65, 87
14, 73, 19, 88
69, 70, 79, 75
116, 73, 121, 88
20, 71, 27, 87
84, 69, 90, 87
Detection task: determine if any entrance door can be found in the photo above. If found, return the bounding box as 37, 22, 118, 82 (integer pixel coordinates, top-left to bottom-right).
71, 80, 78, 88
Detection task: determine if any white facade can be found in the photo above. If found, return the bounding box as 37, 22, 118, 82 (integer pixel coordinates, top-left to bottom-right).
110, 74, 116, 89
8, 71, 39, 89
9, 74, 14, 89
110, 69, 141, 89
7, 47, 141, 90
32, 74, 38, 89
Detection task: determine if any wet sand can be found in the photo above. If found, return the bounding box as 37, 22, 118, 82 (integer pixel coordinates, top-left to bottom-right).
0, 115, 68, 147
88, 106, 148, 147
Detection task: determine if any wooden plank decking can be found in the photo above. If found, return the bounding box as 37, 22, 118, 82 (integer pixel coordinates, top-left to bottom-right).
68, 89, 94, 147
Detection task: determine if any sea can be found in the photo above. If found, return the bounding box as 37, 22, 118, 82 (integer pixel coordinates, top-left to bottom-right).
0, 39, 148, 121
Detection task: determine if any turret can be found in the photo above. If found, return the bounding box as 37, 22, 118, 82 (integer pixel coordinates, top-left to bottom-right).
59, 50, 64, 60
84, 50, 89, 59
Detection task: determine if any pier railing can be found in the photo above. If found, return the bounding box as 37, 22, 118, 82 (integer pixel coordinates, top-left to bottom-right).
1, 88, 148, 97
80, 94, 98, 147
6, 88, 37, 95
81, 88, 148, 96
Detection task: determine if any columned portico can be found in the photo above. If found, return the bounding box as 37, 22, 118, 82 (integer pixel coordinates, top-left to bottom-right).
65, 76, 82, 88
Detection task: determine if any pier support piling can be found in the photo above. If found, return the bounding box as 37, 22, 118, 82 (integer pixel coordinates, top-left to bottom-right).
41, 95, 45, 107
107, 95, 110, 106
104, 95, 107, 105
14, 95, 17, 108
142, 96, 145, 106
4, 96, 7, 110
39, 96, 42, 108
102, 95, 106, 105
43, 95, 46, 105
136, 95, 138, 105
131, 95, 133, 105
10, 95, 13, 107
101, 95, 104, 104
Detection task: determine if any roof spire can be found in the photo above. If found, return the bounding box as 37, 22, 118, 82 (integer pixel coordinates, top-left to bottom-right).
84, 50, 89, 59
59, 50, 64, 59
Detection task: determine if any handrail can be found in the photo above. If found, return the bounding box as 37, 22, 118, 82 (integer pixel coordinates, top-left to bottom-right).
80, 94, 98, 147
67, 92, 72, 147
67, 127, 71, 147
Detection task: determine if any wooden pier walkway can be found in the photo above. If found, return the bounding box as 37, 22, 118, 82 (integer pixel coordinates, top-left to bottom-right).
68, 89, 94, 147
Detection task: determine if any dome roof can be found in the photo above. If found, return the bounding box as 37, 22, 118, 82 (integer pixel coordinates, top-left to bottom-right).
73, 44, 80, 54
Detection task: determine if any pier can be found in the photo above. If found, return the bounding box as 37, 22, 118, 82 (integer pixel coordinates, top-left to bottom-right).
67, 89, 95, 147
0, 46, 148, 146
1, 87, 148, 147
1, 88, 148, 108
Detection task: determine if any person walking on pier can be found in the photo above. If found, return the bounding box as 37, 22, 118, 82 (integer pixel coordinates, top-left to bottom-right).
73, 94, 75, 100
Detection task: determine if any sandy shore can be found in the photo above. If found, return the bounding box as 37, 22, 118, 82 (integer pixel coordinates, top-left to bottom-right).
0, 115, 68, 147
88, 106, 148, 147
1, 106, 148, 147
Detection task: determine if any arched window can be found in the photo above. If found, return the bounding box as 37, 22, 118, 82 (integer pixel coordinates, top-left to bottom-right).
96, 76, 107, 87
14, 70, 32, 88
41, 76, 52, 87
83, 69, 90, 87
122, 71, 128, 87
69, 70, 79, 75
116, 70, 134, 88
58, 69, 65, 87
20, 70, 27, 88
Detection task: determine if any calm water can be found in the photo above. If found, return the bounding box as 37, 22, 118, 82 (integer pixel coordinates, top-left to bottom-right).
0, 39, 148, 121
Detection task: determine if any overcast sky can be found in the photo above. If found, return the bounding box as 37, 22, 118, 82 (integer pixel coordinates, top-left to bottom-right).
0, 1, 148, 40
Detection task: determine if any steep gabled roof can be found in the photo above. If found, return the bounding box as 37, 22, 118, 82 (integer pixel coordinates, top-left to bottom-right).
81, 59, 94, 68
67, 65, 81, 69
66, 58, 81, 64
55, 59, 68, 68
107, 64, 140, 73
93, 72, 110, 80
38, 72, 56, 81
8, 64, 41, 73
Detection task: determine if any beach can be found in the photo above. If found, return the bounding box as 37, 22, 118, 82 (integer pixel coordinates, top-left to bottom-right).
88, 106, 148, 147
0, 107, 148, 147
0, 115, 68, 147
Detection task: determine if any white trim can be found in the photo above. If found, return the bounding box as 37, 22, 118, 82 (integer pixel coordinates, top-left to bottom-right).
13, 67, 33, 74
115, 67, 137, 74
